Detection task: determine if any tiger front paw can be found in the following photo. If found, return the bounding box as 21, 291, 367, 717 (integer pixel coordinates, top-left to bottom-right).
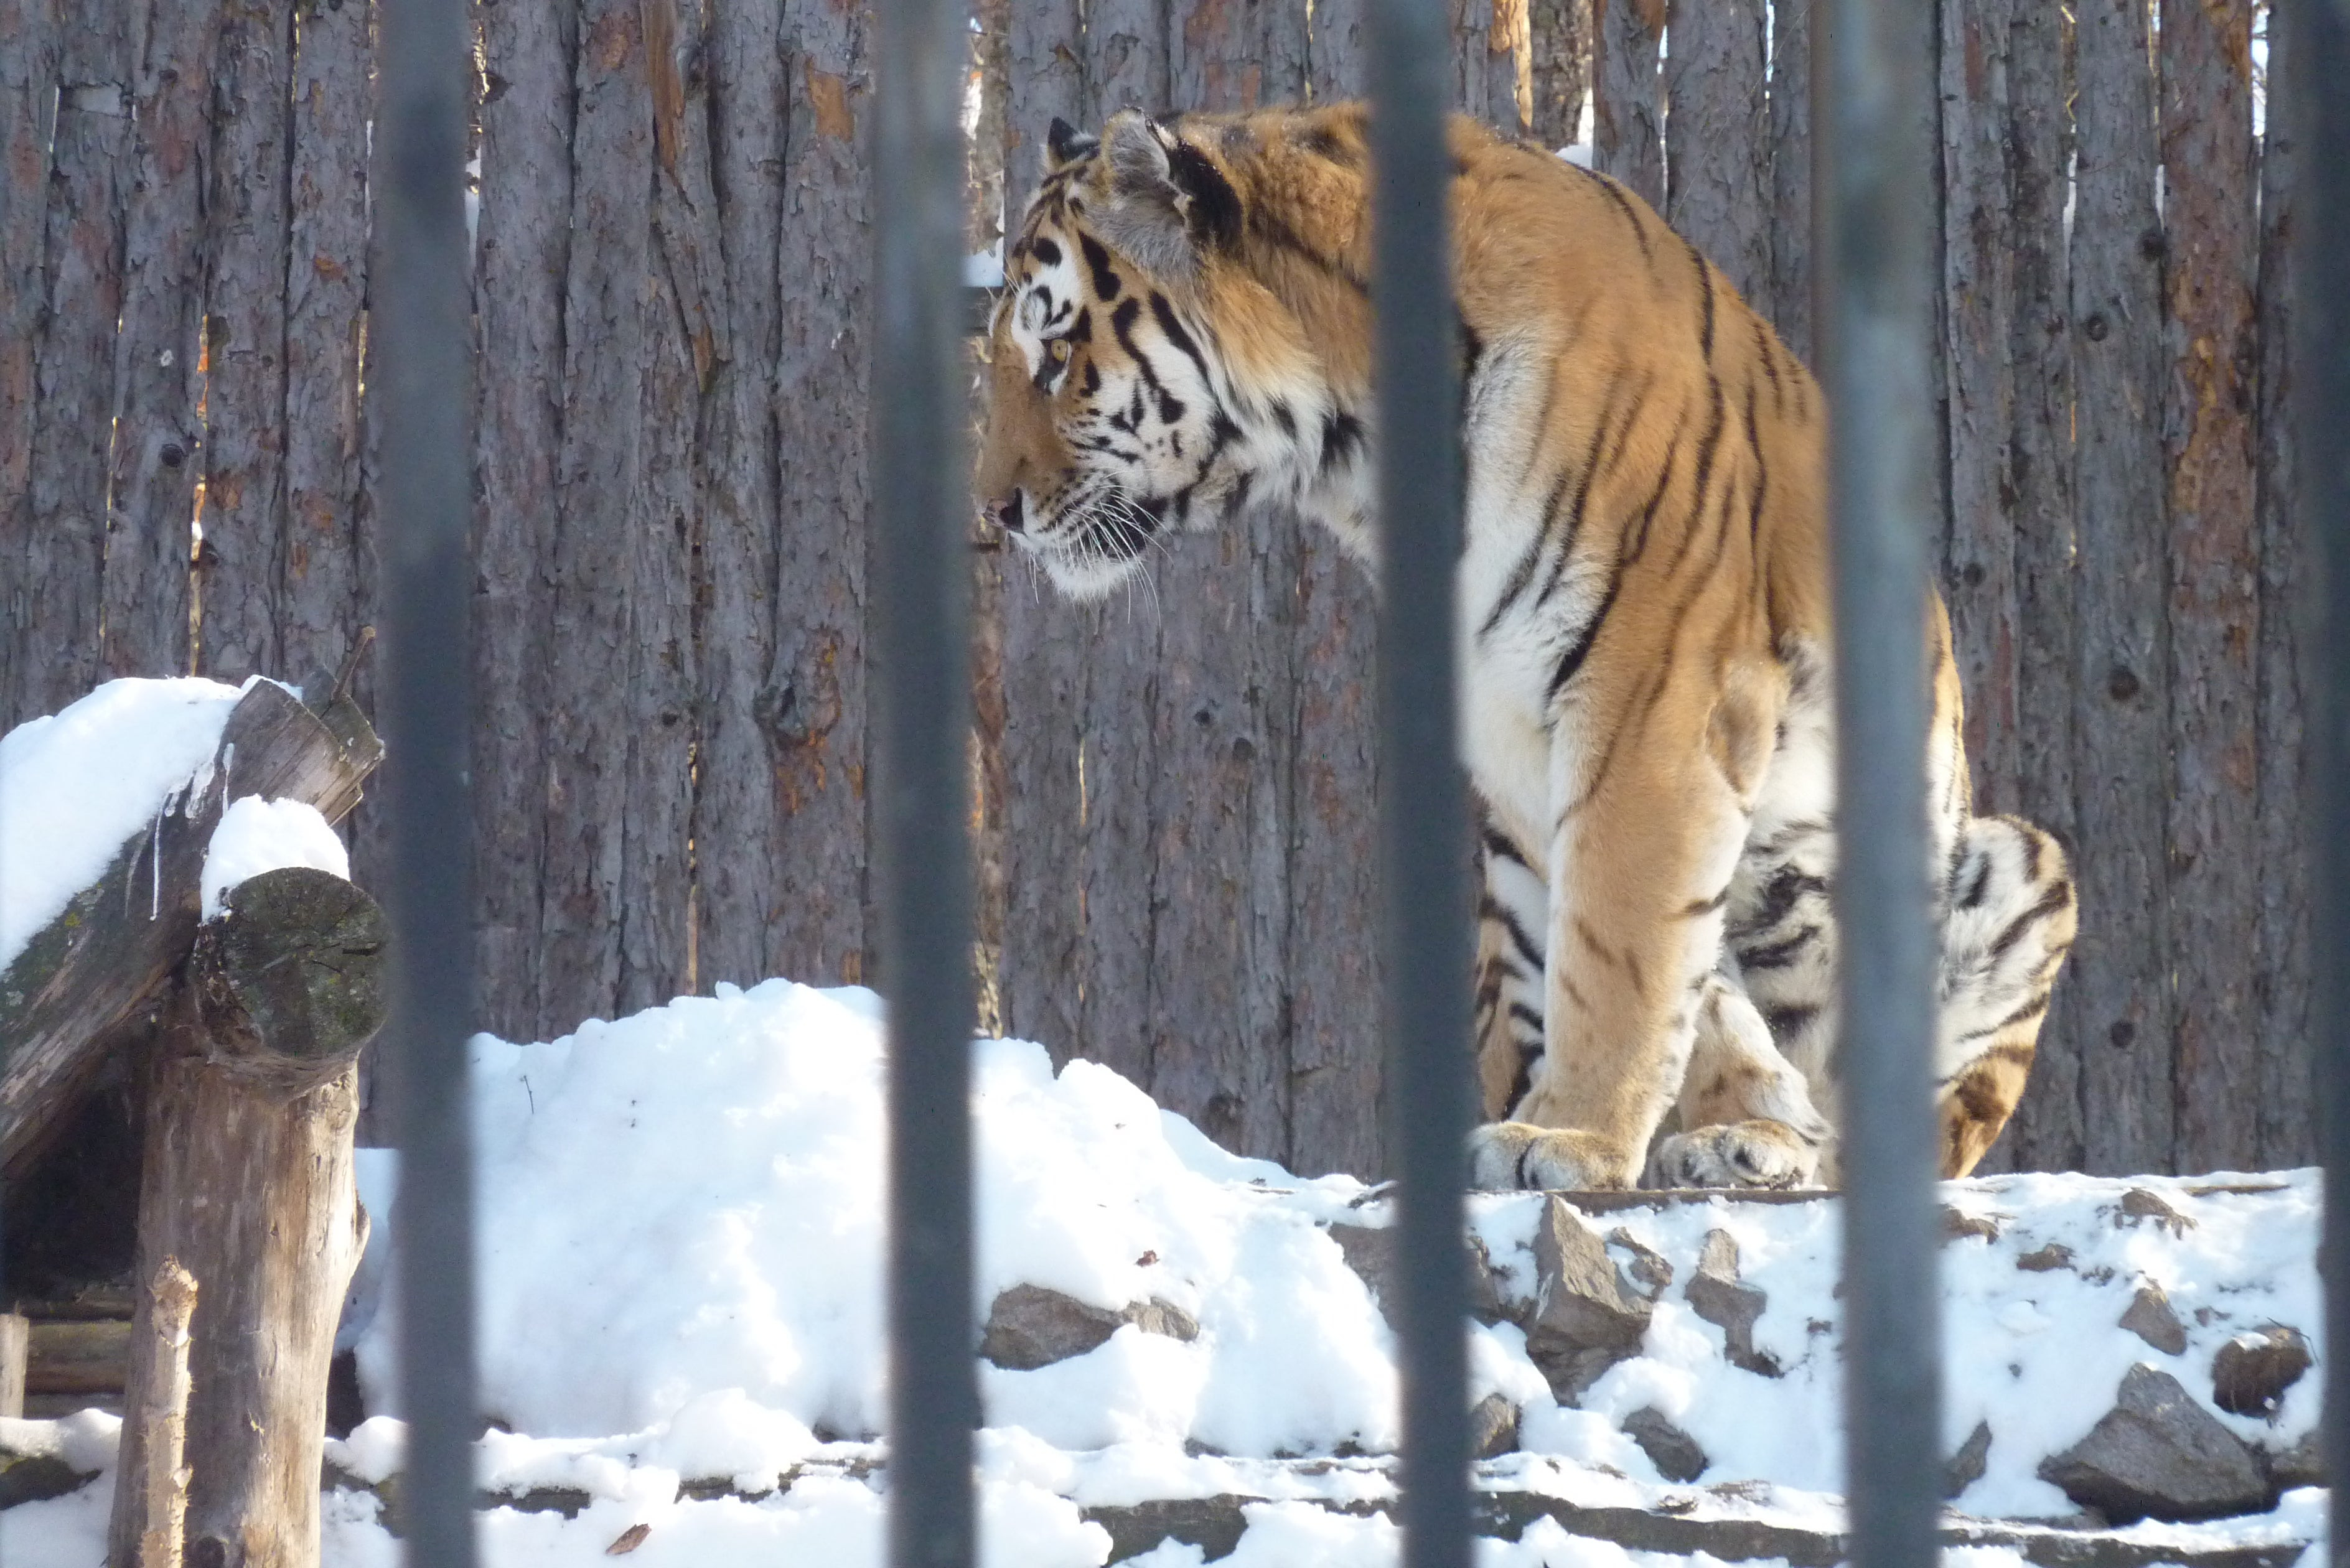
1647, 1120, 1820, 1191
1468, 1122, 1641, 1191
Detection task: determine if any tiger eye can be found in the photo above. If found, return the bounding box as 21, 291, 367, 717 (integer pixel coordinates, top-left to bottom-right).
1048, 338, 1070, 363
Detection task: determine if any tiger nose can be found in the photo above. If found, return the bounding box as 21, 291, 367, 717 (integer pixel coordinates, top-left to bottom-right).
993, 492, 1026, 533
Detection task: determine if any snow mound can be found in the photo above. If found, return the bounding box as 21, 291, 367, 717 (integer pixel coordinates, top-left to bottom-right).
200, 795, 350, 918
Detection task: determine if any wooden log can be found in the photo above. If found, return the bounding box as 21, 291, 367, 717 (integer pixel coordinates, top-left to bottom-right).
0, 673, 380, 1177
128, 1259, 195, 1568
0, 1313, 25, 1417
107, 866, 383, 1568
24, 1318, 129, 1396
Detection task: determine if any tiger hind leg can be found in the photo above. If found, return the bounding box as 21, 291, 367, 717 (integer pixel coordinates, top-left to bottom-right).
1934, 814, 2077, 1177
1647, 971, 1831, 1189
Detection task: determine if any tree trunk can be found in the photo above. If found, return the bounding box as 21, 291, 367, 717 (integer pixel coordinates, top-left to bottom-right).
121, 1259, 195, 1568
108, 867, 382, 1568
1766, 0, 1812, 362
1527, 0, 1586, 151
0, 674, 381, 1177
1663, 0, 1768, 307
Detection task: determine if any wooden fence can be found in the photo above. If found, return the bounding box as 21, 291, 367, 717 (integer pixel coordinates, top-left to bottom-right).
0, 0, 2303, 1177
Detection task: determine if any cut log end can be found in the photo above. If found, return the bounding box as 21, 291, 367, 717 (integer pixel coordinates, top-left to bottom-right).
192, 868, 387, 1087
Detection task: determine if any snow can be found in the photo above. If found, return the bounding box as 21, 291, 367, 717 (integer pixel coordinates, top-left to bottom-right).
199, 795, 350, 918
1, 977, 2329, 1566
0, 676, 248, 974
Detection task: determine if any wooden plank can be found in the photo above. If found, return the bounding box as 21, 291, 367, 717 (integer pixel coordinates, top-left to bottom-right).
192, 0, 293, 684
540, 0, 654, 1027
766, 0, 874, 986
2250, 32, 2310, 1169
1662, 0, 1767, 306
1589, 0, 1662, 211
690, 0, 786, 996
1526, 0, 1585, 151
1765, 0, 1811, 361
2051, 0, 2171, 1175
12, 0, 128, 727
0, 0, 59, 730
470, 0, 576, 1038
1991, 0, 2076, 1175
2160, 0, 2261, 1174
103, 0, 222, 683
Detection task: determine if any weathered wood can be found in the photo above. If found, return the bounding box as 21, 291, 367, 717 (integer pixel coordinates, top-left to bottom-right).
1088, 0, 1165, 115
24, 1317, 126, 1394
11, 0, 129, 729
124, 1259, 194, 1568
2044, 0, 2171, 1175
1764, 0, 1810, 360
194, 0, 293, 684
1171, 0, 1308, 111
0, 1313, 25, 1417
470, 0, 575, 1039
1451, 0, 1528, 131
0, 677, 382, 1177
2160, 0, 2260, 1174
1589, 0, 1662, 211
108, 866, 380, 1567
2250, 30, 2310, 1169
764, 0, 874, 988
690, 0, 787, 998
1308, 0, 1365, 100
0, 0, 60, 731
1526, 0, 1586, 151
1663, 0, 1767, 306
103, 0, 223, 683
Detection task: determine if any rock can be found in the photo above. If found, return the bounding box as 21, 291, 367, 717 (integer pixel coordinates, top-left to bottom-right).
2016, 1242, 2074, 1273
1525, 1199, 1652, 1403
1684, 1229, 1779, 1377
1327, 1223, 1392, 1304
1623, 1406, 1708, 1483
980, 1284, 1198, 1371
1945, 1420, 1992, 1499
1941, 1207, 2001, 1243
2038, 1364, 2270, 1523
2212, 1326, 2312, 1421
2116, 1189, 2195, 1236
1470, 1391, 1520, 1459
2266, 1429, 2323, 1490
2118, 1283, 2188, 1356
1606, 1228, 1674, 1299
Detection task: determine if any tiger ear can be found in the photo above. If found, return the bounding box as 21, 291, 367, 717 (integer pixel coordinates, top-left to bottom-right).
1047, 116, 1099, 167
1096, 110, 1242, 283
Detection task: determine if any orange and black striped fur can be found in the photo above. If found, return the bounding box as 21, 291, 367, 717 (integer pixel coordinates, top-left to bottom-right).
975, 104, 2077, 1188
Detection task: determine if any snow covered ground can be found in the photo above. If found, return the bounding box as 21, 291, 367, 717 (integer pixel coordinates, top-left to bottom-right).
1, 976, 2329, 1567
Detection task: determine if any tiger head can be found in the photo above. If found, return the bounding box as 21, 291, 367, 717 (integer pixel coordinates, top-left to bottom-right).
977, 108, 1374, 599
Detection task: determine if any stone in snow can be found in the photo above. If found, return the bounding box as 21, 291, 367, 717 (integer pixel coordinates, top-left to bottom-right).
1945, 1419, 1993, 1499
1525, 1198, 1652, 1404
1622, 1406, 1708, 1483
2037, 1363, 2269, 1523
2211, 1325, 2311, 1421
2118, 1282, 2188, 1356
1684, 1228, 1781, 1378
1470, 1390, 1520, 1460
979, 1283, 1199, 1371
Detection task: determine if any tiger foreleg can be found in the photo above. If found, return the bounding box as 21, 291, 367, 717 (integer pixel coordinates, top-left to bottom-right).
1933, 814, 2077, 1177
1646, 971, 1830, 1189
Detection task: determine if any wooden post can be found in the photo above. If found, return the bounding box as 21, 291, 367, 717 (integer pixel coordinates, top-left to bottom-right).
105, 867, 386, 1568
0, 1312, 26, 1417
0, 672, 381, 1177
124, 1259, 195, 1568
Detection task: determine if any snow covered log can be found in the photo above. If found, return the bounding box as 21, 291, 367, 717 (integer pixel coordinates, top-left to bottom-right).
106, 866, 383, 1567
0, 672, 381, 1177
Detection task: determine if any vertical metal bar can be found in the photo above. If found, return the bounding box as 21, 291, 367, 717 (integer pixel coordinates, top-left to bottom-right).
373, 0, 477, 1554
2287, 6, 2350, 1566
1813, 5, 1941, 1568
1365, 7, 1474, 1567
874, 0, 977, 1552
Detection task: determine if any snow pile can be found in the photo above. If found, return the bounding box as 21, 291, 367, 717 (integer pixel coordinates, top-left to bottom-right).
199, 795, 350, 918
0, 676, 248, 972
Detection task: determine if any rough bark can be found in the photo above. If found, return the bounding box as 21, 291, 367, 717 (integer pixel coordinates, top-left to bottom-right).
1590, 0, 1662, 212
2250, 19, 2310, 1169
194, 0, 293, 684
0, 676, 381, 1177
1663, 0, 1767, 307
1452, 0, 1528, 131
107, 867, 380, 1568
0, 0, 60, 731
766, 0, 873, 986
690, 0, 787, 997
1090, 0, 1166, 116
1308, 0, 1365, 100
1766, 0, 1812, 361
1172, 0, 1308, 112
1527, 0, 1586, 151
470, 0, 576, 1039
2047, 0, 2172, 1174
104, 0, 222, 683
2159, 0, 2260, 1174
11, 0, 129, 728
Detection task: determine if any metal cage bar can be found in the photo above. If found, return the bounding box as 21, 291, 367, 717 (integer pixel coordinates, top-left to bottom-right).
373, 0, 479, 1554
874, 0, 981, 1554
1365, 2, 1476, 1566
1815, 6, 1944, 1568
2290, 6, 2350, 1567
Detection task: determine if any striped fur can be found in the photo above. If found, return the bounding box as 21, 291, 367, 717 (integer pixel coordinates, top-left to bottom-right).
977, 104, 2077, 1189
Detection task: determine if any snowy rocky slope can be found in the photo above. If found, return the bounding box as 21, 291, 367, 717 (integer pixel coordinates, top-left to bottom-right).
1, 977, 2329, 1567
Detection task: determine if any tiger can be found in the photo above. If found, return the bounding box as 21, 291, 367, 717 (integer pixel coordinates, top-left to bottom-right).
974, 101, 2078, 1189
